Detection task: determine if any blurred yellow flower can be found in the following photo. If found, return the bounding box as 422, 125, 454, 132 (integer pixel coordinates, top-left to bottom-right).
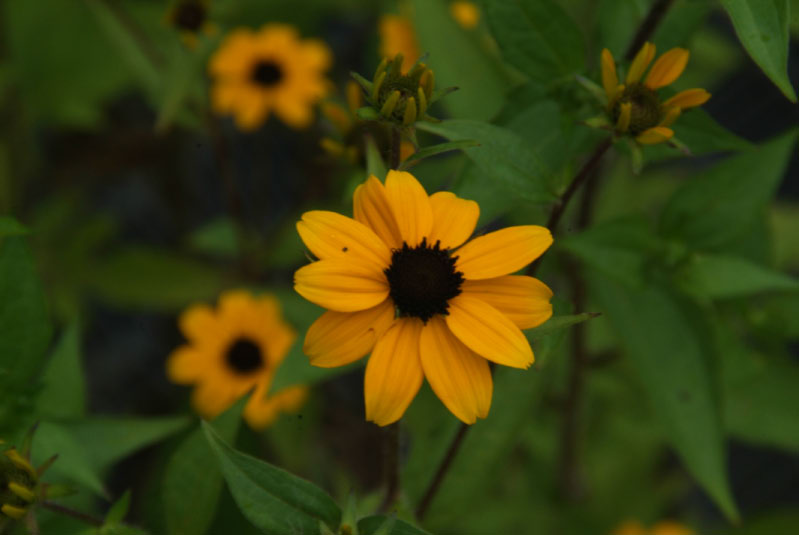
614, 519, 695, 535
167, 0, 215, 47
450, 1, 480, 29
379, 15, 420, 73
601, 42, 710, 145
209, 24, 331, 131
294, 170, 553, 426
167, 290, 307, 429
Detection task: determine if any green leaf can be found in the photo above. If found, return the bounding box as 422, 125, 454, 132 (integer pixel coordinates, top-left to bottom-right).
0, 216, 29, 237
186, 217, 239, 260
32, 421, 106, 496
202, 422, 342, 533
482, 0, 585, 83
365, 135, 387, 180
410, 0, 507, 120
589, 274, 738, 521
358, 515, 432, 535
66, 416, 191, 471
0, 237, 52, 391
560, 216, 665, 287
398, 140, 480, 170
87, 246, 229, 311
660, 130, 798, 251
36, 321, 87, 419
105, 490, 132, 525
163, 398, 245, 535
526, 312, 600, 338
645, 108, 752, 160
675, 253, 799, 299
719, 0, 797, 101
418, 120, 557, 203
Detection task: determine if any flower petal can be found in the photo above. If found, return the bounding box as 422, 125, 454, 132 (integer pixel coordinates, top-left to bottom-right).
384, 170, 433, 247
601, 48, 619, 102
428, 191, 480, 250
364, 318, 424, 426
294, 259, 389, 312
636, 126, 674, 145
663, 88, 711, 109
191, 381, 237, 419
455, 226, 553, 280
244, 383, 308, 429
304, 300, 396, 368
166, 347, 208, 384
659, 106, 681, 127
419, 317, 492, 423
645, 48, 689, 89
626, 42, 656, 84
616, 101, 631, 132
353, 176, 403, 250
446, 295, 534, 368
179, 303, 217, 342
462, 275, 553, 329
297, 210, 392, 268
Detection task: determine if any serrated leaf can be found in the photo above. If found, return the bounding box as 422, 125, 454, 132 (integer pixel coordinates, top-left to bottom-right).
482, 0, 585, 83
676, 253, 799, 299
589, 274, 738, 521
720, 0, 797, 101
358, 515, 432, 535
203, 422, 342, 534
399, 140, 479, 170
163, 397, 245, 535
660, 130, 798, 251
418, 120, 557, 203
36, 321, 87, 419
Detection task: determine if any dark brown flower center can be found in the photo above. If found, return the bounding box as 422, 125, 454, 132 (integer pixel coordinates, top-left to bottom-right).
173, 1, 206, 32
251, 60, 284, 87
384, 238, 464, 323
612, 83, 663, 135
225, 338, 264, 374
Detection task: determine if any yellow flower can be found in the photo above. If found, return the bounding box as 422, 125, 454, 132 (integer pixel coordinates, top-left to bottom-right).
209, 24, 332, 131
167, 290, 308, 429
293, 171, 553, 426
450, 1, 480, 29
167, 0, 215, 47
613, 520, 695, 535
379, 15, 420, 73
1, 444, 38, 522
601, 42, 711, 145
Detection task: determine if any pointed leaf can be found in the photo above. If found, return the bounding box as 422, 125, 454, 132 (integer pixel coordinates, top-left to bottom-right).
36, 321, 87, 419
358, 516, 432, 535
676, 253, 799, 299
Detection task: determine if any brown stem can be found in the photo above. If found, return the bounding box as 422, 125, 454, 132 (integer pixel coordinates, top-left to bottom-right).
624, 0, 677, 60
379, 422, 401, 512
415, 423, 469, 520
40, 501, 104, 527
389, 127, 402, 170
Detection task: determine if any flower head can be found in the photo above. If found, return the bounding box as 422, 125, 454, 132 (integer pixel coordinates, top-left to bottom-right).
294, 171, 553, 425
209, 24, 331, 131
167, 0, 215, 47
379, 15, 420, 74
450, 1, 480, 29
167, 290, 308, 429
601, 42, 711, 145
1, 434, 57, 526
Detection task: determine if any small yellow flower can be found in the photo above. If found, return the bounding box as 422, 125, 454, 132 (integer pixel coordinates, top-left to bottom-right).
167, 0, 215, 47
601, 42, 711, 145
294, 171, 553, 426
450, 1, 480, 29
613, 519, 695, 535
379, 15, 420, 73
209, 24, 332, 131
167, 290, 308, 429
1, 445, 37, 522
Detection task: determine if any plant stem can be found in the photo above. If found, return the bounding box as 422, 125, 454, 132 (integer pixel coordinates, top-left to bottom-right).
415, 423, 469, 520
389, 127, 402, 170
624, 0, 676, 60
379, 422, 401, 512
41, 501, 104, 527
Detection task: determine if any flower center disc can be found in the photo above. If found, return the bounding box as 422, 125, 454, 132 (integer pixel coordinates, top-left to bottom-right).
384, 238, 464, 323
174, 2, 206, 32
613, 83, 662, 134
251, 61, 284, 87
226, 338, 265, 374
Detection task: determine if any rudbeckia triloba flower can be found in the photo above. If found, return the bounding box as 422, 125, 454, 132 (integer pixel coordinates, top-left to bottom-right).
209, 24, 331, 131
613, 520, 695, 535
167, 290, 308, 429
167, 0, 214, 47
379, 15, 420, 73
450, 1, 480, 29
0, 438, 53, 526
602, 42, 711, 145
294, 171, 553, 426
